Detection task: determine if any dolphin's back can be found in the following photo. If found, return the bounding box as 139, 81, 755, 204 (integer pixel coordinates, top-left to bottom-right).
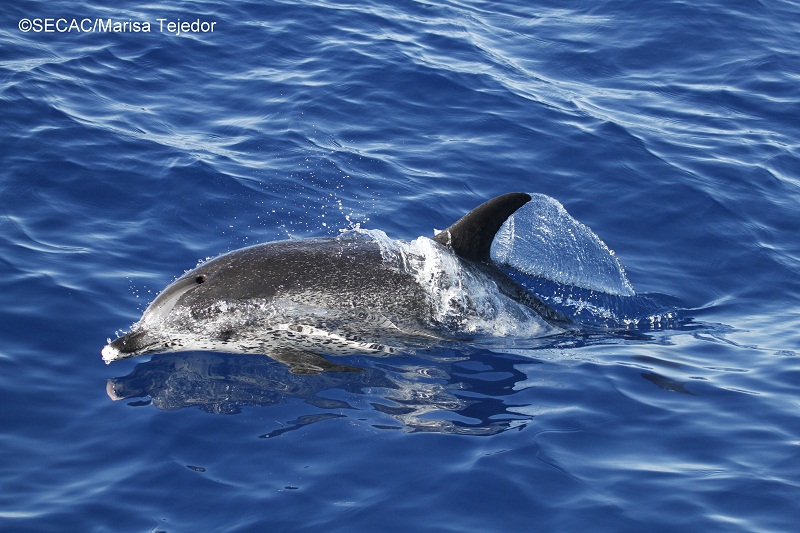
178, 237, 430, 324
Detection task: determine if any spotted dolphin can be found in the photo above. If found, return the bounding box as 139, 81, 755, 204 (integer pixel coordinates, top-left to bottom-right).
102, 193, 568, 373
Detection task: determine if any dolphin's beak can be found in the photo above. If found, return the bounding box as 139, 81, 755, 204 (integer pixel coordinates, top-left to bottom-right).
102, 328, 162, 363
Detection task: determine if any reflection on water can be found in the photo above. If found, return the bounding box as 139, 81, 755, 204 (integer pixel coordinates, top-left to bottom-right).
107, 350, 538, 435
106, 324, 710, 436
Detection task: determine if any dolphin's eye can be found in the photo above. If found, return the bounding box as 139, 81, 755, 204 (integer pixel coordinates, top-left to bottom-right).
195, 275, 207, 284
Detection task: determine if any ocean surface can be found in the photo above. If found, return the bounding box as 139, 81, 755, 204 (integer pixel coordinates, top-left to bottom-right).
2, 0, 799, 531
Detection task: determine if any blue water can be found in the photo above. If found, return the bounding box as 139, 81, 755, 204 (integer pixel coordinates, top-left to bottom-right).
2, 0, 799, 530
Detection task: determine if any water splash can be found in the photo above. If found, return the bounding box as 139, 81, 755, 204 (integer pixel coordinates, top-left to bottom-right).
345, 229, 558, 338
491, 193, 635, 297
489, 194, 684, 330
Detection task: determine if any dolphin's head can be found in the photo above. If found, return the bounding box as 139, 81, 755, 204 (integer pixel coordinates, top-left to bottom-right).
101, 240, 333, 364
102, 257, 231, 363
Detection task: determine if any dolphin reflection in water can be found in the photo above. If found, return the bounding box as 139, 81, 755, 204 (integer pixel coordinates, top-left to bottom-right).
106, 348, 541, 435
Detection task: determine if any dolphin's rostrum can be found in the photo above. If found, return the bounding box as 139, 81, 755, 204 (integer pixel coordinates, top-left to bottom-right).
102, 193, 568, 373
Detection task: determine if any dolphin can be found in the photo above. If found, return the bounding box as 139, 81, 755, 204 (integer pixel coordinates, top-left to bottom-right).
102, 193, 568, 374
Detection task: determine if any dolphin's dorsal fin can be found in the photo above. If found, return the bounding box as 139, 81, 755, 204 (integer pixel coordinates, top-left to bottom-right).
432, 192, 531, 262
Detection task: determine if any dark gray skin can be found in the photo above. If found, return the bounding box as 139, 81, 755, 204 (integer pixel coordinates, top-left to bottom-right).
102, 193, 568, 373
